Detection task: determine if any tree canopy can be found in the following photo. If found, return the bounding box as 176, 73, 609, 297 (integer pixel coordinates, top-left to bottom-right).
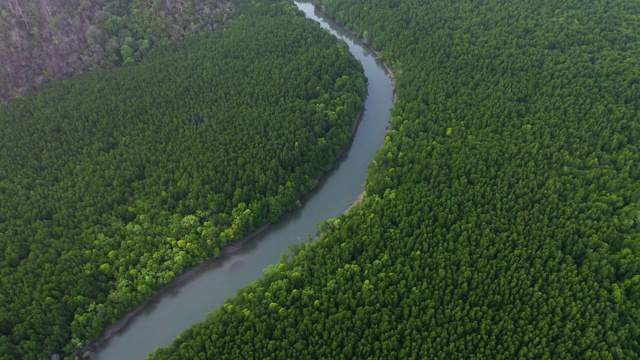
150, 0, 640, 358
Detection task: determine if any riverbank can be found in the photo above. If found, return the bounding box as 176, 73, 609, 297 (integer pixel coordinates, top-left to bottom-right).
312, 3, 398, 104
87, 114, 368, 359
83, 107, 367, 360
80, 222, 271, 358
83, 114, 363, 359
309, 2, 398, 216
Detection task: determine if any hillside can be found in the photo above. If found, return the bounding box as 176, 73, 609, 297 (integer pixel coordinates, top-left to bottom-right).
0, 0, 234, 100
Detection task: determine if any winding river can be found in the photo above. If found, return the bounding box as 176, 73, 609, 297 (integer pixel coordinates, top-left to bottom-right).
94, 2, 394, 359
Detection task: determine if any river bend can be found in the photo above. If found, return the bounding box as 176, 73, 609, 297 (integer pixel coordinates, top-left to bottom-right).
94, 2, 394, 358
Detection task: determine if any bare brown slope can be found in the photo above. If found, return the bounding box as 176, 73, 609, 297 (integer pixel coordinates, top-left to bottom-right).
0, 0, 234, 100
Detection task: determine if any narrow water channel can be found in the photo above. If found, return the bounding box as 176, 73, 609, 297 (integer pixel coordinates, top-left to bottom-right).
94, 2, 393, 358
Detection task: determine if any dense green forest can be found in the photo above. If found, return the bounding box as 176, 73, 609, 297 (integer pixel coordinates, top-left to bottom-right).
150, 0, 640, 358
0, 1, 366, 358
0, 0, 234, 100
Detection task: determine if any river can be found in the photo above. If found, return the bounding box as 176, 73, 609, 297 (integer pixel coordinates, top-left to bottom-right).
93, 2, 393, 358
